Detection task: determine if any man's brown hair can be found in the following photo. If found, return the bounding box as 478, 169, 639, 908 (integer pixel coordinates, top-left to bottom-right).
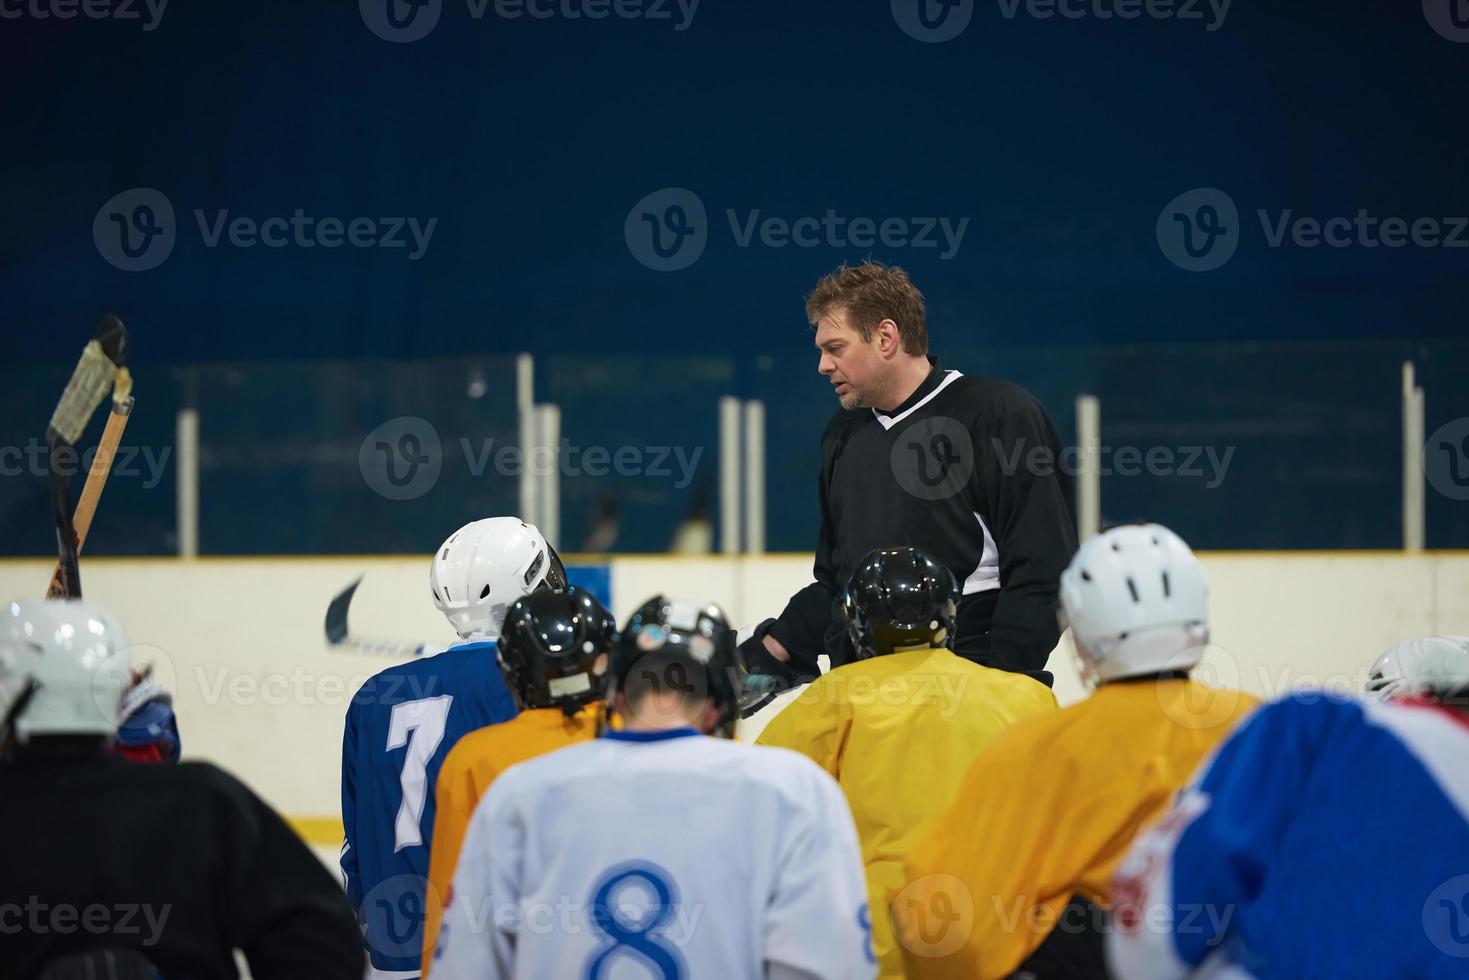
806, 261, 929, 356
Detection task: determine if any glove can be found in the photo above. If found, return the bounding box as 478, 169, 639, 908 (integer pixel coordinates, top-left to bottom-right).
736, 619, 814, 718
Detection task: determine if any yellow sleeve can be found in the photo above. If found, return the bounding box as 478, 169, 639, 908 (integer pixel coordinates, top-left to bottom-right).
896, 725, 1077, 980
422, 738, 487, 976
754, 680, 845, 777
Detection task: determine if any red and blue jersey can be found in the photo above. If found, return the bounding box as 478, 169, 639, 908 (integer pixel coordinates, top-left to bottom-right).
1109, 692, 1469, 980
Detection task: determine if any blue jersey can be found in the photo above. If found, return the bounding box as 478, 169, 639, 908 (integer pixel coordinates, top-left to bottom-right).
1109, 693, 1469, 980
340, 642, 518, 978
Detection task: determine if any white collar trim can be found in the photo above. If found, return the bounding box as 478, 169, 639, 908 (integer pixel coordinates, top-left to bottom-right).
872, 369, 963, 430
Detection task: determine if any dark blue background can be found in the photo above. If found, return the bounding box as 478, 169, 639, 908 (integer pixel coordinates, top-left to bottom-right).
3, 0, 1467, 555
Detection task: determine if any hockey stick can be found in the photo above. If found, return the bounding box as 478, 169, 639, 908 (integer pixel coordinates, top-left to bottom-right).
46, 362, 134, 598
324, 576, 445, 659
45, 315, 131, 599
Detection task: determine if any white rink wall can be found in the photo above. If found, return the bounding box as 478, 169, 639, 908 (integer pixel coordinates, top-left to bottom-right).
1, 553, 1466, 829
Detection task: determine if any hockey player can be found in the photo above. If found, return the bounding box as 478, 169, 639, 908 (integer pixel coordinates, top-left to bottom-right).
430, 596, 875, 979
895, 524, 1259, 980
341, 517, 565, 980
420, 586, 615, 973
1365, 634, 1469, 701
0, 597, 361, 979
1108, 679, 1469, 977
756, 546, 1058, 979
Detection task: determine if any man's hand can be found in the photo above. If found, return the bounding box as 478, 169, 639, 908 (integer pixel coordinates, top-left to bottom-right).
762, 633, 790, 663
737, 619, 811, 718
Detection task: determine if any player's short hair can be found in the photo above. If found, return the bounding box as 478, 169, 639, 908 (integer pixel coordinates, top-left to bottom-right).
806, 261, 929, 356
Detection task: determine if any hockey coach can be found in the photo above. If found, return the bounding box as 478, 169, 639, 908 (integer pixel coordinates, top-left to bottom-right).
742, 261, 1077, 693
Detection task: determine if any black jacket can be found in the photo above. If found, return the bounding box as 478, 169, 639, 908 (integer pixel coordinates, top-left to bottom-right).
769, 360, 1077, 681
0, 754, 362, 980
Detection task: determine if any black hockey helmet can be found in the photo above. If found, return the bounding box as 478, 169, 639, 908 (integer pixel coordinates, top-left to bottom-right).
498, 586, 616, 714
842, 547, 959, 659
613, 595, 744, 736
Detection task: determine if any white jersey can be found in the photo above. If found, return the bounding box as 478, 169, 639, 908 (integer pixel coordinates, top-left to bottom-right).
430, 728, 875, 980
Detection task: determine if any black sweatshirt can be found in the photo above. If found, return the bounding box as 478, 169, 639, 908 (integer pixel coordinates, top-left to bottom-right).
0, 755, 362, 980
769, 359, 1077, 681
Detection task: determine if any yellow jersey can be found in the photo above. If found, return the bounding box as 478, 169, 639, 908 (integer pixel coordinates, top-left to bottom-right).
757, 647, 1058, 979
421, 704, 600, 975
895, 678, 1259, 979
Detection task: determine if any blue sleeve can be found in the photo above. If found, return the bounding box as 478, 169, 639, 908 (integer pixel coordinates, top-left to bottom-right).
339, 703, 363, 914
1166, 696, 1342, 964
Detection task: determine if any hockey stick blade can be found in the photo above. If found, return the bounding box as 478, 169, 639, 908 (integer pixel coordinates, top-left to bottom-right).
324, 576, 442, 659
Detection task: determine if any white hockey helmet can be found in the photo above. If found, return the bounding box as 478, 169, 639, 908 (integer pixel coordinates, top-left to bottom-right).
1365, 636, 1469, 701
1059, 523, 1209, 686
0, 597, 132, 743
430, 518, 567, 640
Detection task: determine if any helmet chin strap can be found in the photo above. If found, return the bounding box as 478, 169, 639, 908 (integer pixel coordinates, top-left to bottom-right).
458, 629, 499, 646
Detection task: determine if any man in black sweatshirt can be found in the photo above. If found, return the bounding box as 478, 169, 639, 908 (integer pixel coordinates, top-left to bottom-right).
742, 262, 1077, 694
0, 596, 362, 980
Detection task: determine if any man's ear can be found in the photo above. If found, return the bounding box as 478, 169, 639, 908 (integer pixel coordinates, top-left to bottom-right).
876, 318, 901, 358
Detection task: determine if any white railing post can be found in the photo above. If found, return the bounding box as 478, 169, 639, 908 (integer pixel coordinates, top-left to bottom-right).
1076, 394, 1101, 543
534, 403, 560, 549
517, 353, 537, 527
743, 400, 766, 554
176, 408, 199, 558
719, 396, 743, 554
1403, 362, 1425, 552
